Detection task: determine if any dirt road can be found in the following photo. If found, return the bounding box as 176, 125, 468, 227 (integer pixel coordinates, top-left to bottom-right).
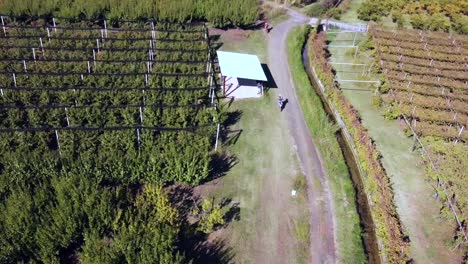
267, 8, 337, 264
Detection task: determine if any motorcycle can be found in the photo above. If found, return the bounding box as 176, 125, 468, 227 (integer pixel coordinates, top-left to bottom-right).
278, 95, 284, 110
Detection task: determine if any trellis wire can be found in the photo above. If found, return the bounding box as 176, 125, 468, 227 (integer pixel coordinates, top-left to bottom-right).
372, 27, 468, 243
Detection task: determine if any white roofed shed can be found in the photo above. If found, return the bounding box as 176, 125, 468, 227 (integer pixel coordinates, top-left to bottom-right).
216, 51, 267, 99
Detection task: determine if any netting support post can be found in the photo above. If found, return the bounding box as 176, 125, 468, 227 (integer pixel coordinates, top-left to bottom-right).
39, 37, 44, 53
151, 22, 156, 40
136, 129, 141, 148
23, 60, 27, 72
103, 19, 107, 38
0, 88, 3, 96
96, 39, 100, 53
454, 126, 464, 144
47, 27, 51, 42
93, 49, 96, 69
12, 73, 16, 87
1, 16, 6, 36
32, 48, 36, 62
87, 61, 91, 74
139, 106, 144, 124
214, 123, 220, 151
52, 17, 57, 32
64, 107, 70, 127
145, 74, 149, 87
55, 130, 61, 153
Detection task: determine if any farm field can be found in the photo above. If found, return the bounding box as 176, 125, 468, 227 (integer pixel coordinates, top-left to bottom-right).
323, 26, 466, 262
0, 16, 219, 262
371, 27, 468, 255
202, 95, 308, 264
199, 26, 312, 264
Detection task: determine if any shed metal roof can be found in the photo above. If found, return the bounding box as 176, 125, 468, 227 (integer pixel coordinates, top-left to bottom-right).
216, 51, 267, 81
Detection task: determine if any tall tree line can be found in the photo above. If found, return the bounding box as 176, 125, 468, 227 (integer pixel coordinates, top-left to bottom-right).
0, 0, 259, 27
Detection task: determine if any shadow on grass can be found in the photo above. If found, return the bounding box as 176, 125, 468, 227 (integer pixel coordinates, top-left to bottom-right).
261, 63, 277, 91
208, 153, 238, 182
182, 235, 234, 264
171, 187, 236, 264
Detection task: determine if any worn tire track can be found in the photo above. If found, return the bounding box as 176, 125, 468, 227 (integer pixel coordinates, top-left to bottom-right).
266, 8, 337, 264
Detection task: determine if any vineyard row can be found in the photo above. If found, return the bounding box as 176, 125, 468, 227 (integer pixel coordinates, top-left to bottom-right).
386, 80, 468, 102
379, 53, 465, 71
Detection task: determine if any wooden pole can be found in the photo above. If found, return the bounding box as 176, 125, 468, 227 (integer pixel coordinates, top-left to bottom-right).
12, 73, 16, 87
214, 123, 220, 151
23, 60, 27, 72
32, 48, 36, 62
87, 61, 91, 74
47, 27, 51, 42
96, 39, 100, 53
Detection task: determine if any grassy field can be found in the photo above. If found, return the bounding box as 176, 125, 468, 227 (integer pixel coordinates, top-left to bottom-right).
328, 31, 462, 263
286, 25, 366, 263
338, 0, 366, 24
207, 95, 309, 263
218, 30, 268, 62
201, 28, 310, 263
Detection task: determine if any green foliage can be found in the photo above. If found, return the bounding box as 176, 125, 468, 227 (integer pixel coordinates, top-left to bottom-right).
391, 11, 405, 27
194, 199, 225, 234
371, 95, 382, 108
325, 7, 342, 19
358, 36, 375, 52
0, 0, 259, 27
293, 174, 307, 194
304, 3, 326, 17
0, 169, 185, 263
452, 14, 468, 34
383, 106, 401, 119
294, 217, 310, 243
410, 13, 430, 30
288, 26, 366, 262
357, 1, 388, 21
359, 0, 468, 33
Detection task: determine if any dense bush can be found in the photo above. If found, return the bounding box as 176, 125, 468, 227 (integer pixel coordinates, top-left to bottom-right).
0, 0, 259, 27
358, 0, 468, 33
0, 166, 184, 263
304, 3, 326, 17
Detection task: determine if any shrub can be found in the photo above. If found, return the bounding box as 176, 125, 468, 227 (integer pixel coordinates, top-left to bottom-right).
304, 3, 326, 17
410, 13, 430, 30
293, 174, 307, 194
371, 95, 382, 108
325, 7, 342, 19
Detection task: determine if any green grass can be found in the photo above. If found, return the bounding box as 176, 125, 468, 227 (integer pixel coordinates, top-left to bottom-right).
210, 94, 308, 263
338, 0, 366, 24
286, 25, 365, 263
329, 30, 461, 263
219, 30, 268, 62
